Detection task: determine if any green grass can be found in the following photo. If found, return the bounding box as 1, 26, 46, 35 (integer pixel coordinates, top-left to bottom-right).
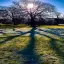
39, 25, 64, 28
0, 27, 64, 64
0, 36, 30, 64
0, 24, 30, 28
0, 24, 64, 28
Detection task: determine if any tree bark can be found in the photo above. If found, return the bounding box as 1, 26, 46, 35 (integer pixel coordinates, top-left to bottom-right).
30, 13, 36, 27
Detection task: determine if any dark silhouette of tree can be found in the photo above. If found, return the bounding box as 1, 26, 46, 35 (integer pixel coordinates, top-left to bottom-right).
9, 0, 57, 27
54, 12, 63, 25
8, 7, 21, 25
56, 12, 61, 18
0, 8, 12, 24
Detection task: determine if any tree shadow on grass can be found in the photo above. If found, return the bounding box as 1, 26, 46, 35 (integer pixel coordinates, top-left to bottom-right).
0, 27, 64, 64
36, 31, 64, 61
0, 28, 40, 64
17, 27, 40, 64
0, 31, 30, 44
37, 28, 60, 37
50, 38, 64, 60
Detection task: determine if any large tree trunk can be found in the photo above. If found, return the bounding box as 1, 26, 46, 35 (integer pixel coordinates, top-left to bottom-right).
30, 13, 36, 27
31, 17, 36, 27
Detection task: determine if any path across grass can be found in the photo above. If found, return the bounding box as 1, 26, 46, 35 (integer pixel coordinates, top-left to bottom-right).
0, 27, 64, 64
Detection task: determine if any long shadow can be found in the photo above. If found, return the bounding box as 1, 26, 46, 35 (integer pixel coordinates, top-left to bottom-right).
17, 27, 40, 64
36, 31, 64, 61
35, 31, 53, 39
0, 31, 30, 44
37, 28, 60, 37
0, 28, 59, 44
50, 38, 64, 60
1, 27, 64, 63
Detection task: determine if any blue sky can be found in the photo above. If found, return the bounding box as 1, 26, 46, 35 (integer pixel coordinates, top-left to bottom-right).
40, 0, 64, 14
0, 0, 64, 14
0, 0, 12, 6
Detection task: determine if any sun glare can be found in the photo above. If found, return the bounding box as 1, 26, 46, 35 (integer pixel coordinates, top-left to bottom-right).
27, 3, 34, 9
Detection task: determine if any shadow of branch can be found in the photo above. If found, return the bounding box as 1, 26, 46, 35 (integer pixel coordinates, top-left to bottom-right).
17, 27, 40, 64
35, 31, 64, 60
37, 28, 60, 37
0, 31, 30, 44
50, 38, 64, 59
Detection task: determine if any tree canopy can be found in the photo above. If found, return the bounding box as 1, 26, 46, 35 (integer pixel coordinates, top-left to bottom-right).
11, 0, 57, 19
0, 0, 62, 26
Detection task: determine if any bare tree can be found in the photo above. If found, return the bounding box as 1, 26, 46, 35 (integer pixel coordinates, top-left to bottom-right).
10, 0, 57, 27
55, 12, 61, 18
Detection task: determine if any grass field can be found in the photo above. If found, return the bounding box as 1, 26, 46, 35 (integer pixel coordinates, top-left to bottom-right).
0, 26, 64, 64
0, 24, 64, 28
